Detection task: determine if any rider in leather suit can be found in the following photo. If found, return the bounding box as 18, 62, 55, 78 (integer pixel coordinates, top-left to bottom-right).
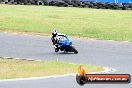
51, 30, 66, 52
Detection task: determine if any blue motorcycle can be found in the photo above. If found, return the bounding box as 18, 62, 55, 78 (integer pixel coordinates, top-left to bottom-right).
51, 32, 78, 54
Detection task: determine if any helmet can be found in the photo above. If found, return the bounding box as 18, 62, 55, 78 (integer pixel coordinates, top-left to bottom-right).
52, 30, 57, 37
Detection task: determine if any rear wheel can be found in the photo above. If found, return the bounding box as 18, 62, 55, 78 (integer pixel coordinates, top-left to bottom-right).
71, 46, 78, 54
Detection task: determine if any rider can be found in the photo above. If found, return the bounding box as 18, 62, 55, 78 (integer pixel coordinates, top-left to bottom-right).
51, 30, 66, 52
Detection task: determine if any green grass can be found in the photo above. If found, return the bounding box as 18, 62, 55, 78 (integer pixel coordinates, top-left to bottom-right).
0, 58, 103, 79
0, 5, 132, 41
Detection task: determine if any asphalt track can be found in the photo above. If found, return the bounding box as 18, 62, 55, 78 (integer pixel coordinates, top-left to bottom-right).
0, 32, 132, 88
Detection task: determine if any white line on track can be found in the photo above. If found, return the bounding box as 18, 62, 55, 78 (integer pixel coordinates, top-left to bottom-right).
0, 67, 116, 82
0, 73, 76, 82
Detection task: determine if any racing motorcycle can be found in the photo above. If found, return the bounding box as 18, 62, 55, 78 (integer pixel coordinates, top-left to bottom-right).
51, 31, 78, 54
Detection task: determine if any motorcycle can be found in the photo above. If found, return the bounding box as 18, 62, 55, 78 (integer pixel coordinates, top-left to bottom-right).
51, 34, 78, 54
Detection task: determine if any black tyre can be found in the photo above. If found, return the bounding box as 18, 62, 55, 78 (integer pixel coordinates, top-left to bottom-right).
55, 48, 59, 52
37, 0, 44, 5
76, 75, 86, 86
71, 46, 78, 54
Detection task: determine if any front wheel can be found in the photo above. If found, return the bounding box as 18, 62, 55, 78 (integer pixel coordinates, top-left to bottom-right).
55, 48, 59, 52
71, 46, 78, 54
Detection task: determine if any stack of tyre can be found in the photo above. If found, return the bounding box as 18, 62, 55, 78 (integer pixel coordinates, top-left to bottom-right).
49, 1, 132, 10
49, 1, 68, 7
1, 0, 132, 10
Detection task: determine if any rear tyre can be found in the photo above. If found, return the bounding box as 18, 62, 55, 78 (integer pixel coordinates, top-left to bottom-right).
71, 46, 78, 54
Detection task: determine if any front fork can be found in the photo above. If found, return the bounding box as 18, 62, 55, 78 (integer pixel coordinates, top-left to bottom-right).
54, 45, 59, 52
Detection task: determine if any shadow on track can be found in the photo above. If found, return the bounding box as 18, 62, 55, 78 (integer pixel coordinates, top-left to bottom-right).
57, 52, 76, 54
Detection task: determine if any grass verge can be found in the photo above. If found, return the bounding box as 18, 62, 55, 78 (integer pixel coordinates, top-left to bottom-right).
0, 58, 103, 79
0, 5, 132, 41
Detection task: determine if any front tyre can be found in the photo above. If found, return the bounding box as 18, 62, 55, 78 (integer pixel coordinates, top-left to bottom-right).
71, 46, 78, 54
55, 48, 59, 52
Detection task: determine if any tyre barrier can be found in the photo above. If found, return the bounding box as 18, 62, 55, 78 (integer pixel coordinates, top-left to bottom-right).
1, 0, 132, 10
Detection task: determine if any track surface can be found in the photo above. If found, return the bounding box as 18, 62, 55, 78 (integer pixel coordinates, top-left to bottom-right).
0, 32, 132, 88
